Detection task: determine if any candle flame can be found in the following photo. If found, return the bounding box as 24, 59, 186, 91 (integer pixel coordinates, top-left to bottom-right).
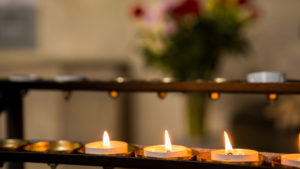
103, 130, 110, 148
165, 130, 172, 152
224, 131, 233, 155
298, 133, 300, 152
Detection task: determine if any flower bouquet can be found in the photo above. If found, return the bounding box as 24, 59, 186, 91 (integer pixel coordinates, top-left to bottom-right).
132, 0, 257, 136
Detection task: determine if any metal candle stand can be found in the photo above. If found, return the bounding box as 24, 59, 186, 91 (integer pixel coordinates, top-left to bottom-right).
0, 144, 289, 169
1, 79, 300, 169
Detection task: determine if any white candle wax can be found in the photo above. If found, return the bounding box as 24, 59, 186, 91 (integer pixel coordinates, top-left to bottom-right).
144, 145, 188, 158
281, 154, 300, 168
211, 149, 259, 162
85, 141, 128, 155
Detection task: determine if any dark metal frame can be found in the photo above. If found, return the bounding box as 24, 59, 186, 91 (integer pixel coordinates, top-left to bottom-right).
1, 80, 299, 169
0, 150, 278, 169
0, 89, 24, 169
0, 80, 300, 93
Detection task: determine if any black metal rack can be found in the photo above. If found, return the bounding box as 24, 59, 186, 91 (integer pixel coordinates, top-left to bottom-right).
0, 80, 300, 93
1, 79, 299, 169
0, 148, 281, 169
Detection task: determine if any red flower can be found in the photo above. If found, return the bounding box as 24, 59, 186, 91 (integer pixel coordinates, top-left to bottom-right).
132, 5, 145, 18
171, 0, 200, 18
238, 0, 248, 5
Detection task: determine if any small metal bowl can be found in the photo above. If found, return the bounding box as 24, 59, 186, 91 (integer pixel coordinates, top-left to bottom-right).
271, 156, 299, 169
0, 139, 29, 151
24, 140, 82, 153
197, 152, 265, 166
135, 148, 198, 160
78, 145, 138, 157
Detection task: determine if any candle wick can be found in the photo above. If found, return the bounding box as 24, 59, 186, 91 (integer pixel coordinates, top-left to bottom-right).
225, 149, 234, 155
166, 149, 171, 153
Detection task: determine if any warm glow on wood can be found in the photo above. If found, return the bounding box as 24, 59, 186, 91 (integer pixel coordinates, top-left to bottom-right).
103, 130, 110, 148
224, 131, 233, 155
164, 130, 172, 152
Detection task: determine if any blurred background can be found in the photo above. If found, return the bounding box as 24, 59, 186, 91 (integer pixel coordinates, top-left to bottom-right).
0, 0, 300, 168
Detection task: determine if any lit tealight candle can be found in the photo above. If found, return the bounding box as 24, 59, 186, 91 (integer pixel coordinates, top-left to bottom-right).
281, 154, 300, 168
143, 130, 188, 158
85, 130, 128, 155
211, 131, 259, 162
281, 133, 300, 168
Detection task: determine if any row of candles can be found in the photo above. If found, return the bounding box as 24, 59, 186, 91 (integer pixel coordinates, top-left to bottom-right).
85, 130, 300, 168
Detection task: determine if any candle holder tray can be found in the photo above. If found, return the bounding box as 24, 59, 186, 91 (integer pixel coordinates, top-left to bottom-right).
0, 145, 285, 169
0, 139, 29, 151
23, 140, 82, 153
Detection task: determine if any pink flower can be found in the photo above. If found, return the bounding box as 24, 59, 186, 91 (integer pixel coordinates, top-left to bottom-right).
165, 21, 177, 35
143, 1, 175, 28
131, 1, 178, 35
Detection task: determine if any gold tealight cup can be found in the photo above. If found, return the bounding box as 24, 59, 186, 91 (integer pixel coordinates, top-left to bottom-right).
0, 139, 29, 151
24, 140, 82, 153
